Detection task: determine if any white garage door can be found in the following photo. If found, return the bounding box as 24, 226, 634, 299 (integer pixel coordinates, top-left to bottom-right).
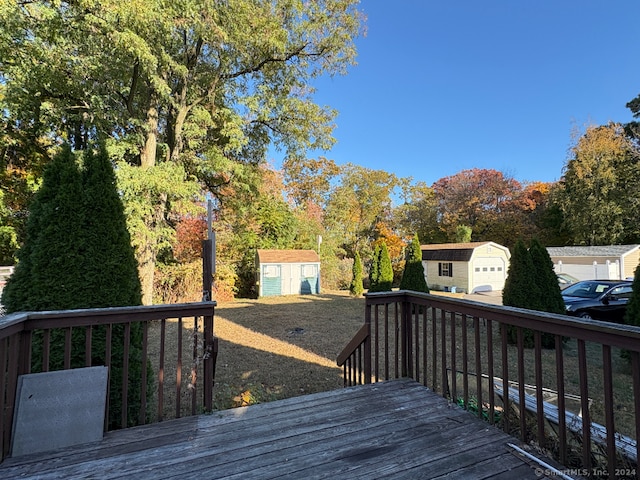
471, 257, 507, 292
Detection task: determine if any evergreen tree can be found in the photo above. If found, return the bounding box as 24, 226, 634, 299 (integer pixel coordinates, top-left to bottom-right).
2, 146, 85, 311
349, 252, 364, 296
502, 239, 539, 346
1, 144, 148, 428
368, 244, 381, 291
399, 234, 429, 293
376, 242, 393, 292
529, 238, 564, 348
622, 262, 640, 359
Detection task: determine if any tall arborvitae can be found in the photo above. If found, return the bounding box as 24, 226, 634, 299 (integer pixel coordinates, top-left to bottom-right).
377, 242, 393, 292
622, 262, 640, 359
502, 239, 540, 346
2, 146, 85, 311
529, 238, 564, 314
399, 234, 429, 293
369, 244, 381, 292
529, 238, 564, 348
349, 251, 364, 296
1, 144, 148, 428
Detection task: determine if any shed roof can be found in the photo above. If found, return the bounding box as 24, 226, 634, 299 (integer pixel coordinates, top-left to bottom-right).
546, 245, 640, 258
257, 249, 320, 264
420, 242, 504, 262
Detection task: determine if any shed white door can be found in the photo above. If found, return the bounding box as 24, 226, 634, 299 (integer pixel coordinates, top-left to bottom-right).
471, 257, 507, 292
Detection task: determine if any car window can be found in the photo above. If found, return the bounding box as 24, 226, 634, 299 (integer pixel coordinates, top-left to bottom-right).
610, 286, 633, 299
594, 284, 609, 293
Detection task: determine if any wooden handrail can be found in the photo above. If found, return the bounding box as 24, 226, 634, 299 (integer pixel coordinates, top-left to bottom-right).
336, 323, 370, 366
339, 290, 640, 476
0, 302, 217, 463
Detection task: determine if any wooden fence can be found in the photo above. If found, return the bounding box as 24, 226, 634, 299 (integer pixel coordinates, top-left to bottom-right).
0, 302, 217, 462
338, 290, 640, 478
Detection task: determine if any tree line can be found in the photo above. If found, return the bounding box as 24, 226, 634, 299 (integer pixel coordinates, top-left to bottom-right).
2, 2, 640, 302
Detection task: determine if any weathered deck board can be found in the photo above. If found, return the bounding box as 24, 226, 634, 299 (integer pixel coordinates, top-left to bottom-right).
0, 379, 566, 479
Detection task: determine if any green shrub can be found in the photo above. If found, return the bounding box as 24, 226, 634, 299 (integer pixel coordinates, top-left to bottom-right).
349, 252, 364, 296
2, 144, 150, 428
399, 234, 429, 293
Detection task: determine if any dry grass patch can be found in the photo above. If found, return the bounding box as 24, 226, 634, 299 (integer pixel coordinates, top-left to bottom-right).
212, 290, 365, 409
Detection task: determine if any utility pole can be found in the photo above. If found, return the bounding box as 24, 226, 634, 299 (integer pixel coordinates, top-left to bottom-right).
202, 194, 216, 301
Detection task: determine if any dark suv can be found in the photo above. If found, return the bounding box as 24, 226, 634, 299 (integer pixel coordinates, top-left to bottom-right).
562, 280, 633, 323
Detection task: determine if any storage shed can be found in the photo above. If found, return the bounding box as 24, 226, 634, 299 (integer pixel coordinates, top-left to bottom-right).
421, 242, 511, 293
256, 249, 321, 297
547, 245, 640, 281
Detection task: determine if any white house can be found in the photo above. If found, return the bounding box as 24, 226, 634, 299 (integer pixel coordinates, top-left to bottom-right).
421, 242, 511, 293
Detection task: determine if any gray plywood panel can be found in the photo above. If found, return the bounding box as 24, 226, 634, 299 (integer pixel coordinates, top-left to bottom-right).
11, 366, 108, 457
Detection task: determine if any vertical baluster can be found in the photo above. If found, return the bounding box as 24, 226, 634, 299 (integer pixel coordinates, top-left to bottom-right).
517, 328, 526, 441
534, 331, 544, 446
157, 319, 166, 422
602, 344, 616, 476
64, 327, 72, 370
555, 334, 567, 466
104, 324, 112, 431
501, 323, 510, 435
450, 311, 456, 402
121, 322, 131, 429
461, 314, 469, 409
440, 309, 447, 397
42, 329, 50, 372
577, 339, 592, 470
139, 320, 149, 425
474, 316, 482, 420
85, 326, 92, 367
631, 351, 640, 467
487, 319, 495, 425
176, 317, 183, 419
191, 316, 198, 416
422, 306, 428, 387
431, 307, 437, 391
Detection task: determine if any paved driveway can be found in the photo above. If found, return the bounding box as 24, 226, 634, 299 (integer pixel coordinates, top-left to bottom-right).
463, 290, 503, 306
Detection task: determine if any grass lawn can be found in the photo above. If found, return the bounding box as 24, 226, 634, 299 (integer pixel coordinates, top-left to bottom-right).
212, 290, 365, 408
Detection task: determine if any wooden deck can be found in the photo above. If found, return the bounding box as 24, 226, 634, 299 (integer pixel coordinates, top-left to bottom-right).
1, 379, 567, 479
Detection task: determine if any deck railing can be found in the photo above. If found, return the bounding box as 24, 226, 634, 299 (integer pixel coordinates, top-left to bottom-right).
0, 302, 217, 462
337, 290, 640, 478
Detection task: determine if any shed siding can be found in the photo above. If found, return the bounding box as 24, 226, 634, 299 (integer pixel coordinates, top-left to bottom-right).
261, 265, 282, 296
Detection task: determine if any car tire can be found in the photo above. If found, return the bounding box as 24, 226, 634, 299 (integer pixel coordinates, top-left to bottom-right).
578, 312, 592, 320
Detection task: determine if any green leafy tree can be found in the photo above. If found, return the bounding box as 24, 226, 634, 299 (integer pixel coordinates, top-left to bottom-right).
556, 123, 638, 245
1, 0, 364, 303
349, 251, 364, 296
1, 144, 148, 428
455, 225, 472, 243
399, 234, 429, 293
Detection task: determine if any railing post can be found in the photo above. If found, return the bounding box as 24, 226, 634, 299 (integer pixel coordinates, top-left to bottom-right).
364, 301, 372, 383
401, 295, 413, 378
203, 308, 215, 412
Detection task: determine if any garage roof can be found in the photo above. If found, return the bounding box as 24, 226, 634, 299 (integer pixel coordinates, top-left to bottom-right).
420, 242, 495, 262
547, 245, 640, 257
257, 249, 320, 264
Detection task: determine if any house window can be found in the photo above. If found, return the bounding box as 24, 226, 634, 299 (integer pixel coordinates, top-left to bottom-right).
439, 262, 453, 277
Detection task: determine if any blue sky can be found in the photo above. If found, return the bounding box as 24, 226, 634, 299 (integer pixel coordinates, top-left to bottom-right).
271, 1, 640, 187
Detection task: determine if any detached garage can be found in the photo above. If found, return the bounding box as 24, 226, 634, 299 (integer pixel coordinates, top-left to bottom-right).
256, 249, 321, 297
547, 245, 640, 281
421, 242, 511, 293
